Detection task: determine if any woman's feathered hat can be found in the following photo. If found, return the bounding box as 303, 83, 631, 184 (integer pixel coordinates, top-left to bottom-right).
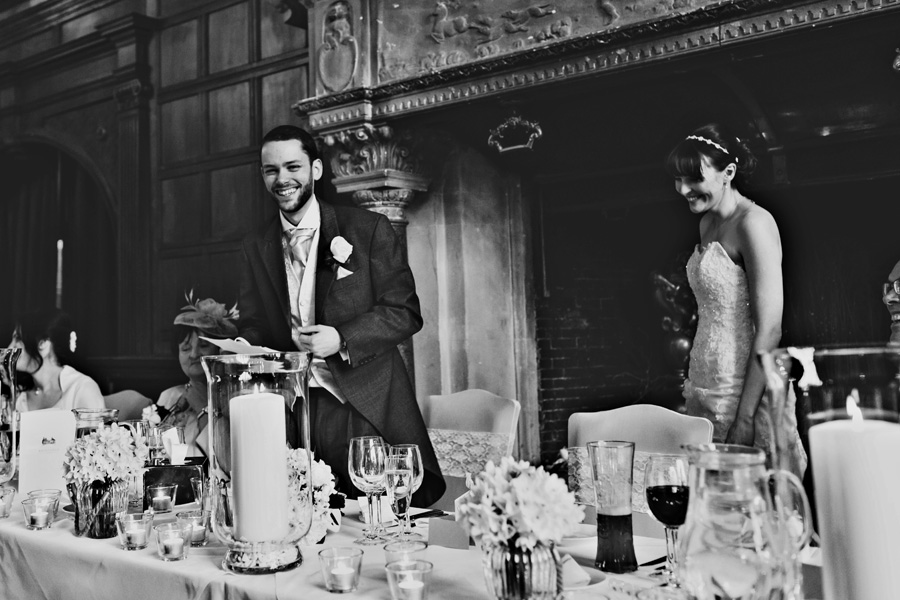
173, 289, 239, 338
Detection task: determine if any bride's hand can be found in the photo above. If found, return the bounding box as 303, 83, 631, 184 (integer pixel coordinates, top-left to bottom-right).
725, 415, 755, 446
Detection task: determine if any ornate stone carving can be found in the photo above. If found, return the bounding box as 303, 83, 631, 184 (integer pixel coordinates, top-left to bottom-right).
318, 1, 359, 93
352, 188, 417, 226
322, 123, 423, 180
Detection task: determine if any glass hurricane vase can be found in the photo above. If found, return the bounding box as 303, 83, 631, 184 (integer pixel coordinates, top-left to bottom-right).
482, 540, 562, 600
70, 478, 129, 539
201, 352, 313, 574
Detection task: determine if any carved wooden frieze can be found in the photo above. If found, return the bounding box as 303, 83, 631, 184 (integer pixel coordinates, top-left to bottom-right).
376, 0, 722, 83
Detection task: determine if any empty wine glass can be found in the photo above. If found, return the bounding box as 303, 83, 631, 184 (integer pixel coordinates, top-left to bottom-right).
644, 453, 690, 587
387, 444, 423, 540
348, 436, 387, 545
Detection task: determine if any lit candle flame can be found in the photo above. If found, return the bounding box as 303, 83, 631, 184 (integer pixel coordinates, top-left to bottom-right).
846, 389, 864, 422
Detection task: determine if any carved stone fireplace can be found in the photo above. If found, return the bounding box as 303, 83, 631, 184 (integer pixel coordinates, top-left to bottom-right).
290, 0, 900, 463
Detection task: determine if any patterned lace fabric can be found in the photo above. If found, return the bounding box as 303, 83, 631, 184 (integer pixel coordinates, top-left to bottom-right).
567, 447, 650, 514
428, 428, 509, 478
682, 241, 807, 476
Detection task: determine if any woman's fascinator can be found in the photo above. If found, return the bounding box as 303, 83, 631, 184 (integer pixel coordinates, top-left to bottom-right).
173, 289, 239, 338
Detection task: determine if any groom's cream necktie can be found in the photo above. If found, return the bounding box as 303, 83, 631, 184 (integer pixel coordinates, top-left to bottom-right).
288, 228, 316, 271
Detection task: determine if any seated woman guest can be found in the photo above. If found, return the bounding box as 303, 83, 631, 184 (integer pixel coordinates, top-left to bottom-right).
9, 308, 105, 411
145, 292, 238, 457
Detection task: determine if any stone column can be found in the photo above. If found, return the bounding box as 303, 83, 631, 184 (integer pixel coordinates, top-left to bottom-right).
99, 14, 158, 354
320, 123, 431, 383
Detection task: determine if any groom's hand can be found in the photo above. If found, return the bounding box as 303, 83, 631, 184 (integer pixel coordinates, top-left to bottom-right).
298, 324, 342, 358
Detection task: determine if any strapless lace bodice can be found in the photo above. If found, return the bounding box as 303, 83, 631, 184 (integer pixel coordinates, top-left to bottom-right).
682, 241, 807, 477
685, 241, 753, 394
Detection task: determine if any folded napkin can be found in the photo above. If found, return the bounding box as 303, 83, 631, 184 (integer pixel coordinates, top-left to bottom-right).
561, 554, 592, 589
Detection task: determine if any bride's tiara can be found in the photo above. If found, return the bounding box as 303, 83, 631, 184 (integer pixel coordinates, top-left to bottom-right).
686, 135, 729, 156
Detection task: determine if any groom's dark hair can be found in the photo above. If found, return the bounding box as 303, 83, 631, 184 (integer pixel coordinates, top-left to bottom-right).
260, 125, 320, 163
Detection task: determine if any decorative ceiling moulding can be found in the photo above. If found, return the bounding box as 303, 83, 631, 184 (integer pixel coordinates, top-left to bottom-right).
296, 0, 899, 128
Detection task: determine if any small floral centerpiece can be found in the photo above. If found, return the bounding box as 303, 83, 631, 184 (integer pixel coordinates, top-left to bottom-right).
457, 457, 584, 600
64, 424, 148, 538
286, 448, 343, 544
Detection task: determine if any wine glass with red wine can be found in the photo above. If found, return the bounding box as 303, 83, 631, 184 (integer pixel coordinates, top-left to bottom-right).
644, 453, 690, 587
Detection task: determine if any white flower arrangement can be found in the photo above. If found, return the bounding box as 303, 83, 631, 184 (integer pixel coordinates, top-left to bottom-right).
456, 456, 584, 551
330, 236, 353, 265
64, 424, 148, 486
286, 448, 340, 543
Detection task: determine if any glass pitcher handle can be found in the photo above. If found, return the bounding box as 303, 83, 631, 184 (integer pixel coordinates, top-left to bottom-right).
768, 468, 813, 550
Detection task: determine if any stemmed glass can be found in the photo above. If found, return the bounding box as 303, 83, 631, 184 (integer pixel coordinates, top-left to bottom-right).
387, 444, 423, 540
348, 436, 388, 545
385, 456, 413, 540
644, 453, 690, 588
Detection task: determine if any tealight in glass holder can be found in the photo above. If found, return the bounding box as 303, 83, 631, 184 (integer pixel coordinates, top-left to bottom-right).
385, 559, 433, 600
116, 513, 154, 550
318, 547, 364, 593
22, 497, 57, 530
383, 540, 428, 566
155, 522, 191, 561
147, 483, 177, 513
177, 509, 210, 547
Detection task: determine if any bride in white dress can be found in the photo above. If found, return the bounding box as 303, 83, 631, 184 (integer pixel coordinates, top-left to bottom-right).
666, 124, 806, 477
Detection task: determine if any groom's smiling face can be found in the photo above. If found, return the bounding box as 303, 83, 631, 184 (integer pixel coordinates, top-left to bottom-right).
260, 139, 322, 221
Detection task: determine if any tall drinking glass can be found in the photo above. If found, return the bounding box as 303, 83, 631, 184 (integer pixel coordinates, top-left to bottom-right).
0, 348, 20, 485
348, 436, 387, 545
644, 453, 689, 586
389, 444, 423, 541
587, 440, 638, 573
385, 456, 413, 540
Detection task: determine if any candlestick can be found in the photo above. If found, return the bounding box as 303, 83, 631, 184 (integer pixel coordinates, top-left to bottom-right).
809, 419, 900, 599
229, 393, 289, 542
55, 239, 63, 309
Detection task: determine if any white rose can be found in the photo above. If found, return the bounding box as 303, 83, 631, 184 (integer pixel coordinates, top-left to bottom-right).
330, 236, 353, 264
142, 404, 162, 426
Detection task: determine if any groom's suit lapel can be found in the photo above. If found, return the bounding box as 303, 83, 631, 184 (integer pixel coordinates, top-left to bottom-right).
316, 201, 340, 322
258, 219, 292, 331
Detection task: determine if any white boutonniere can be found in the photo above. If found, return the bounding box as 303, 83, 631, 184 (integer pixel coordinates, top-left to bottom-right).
330, 236, 353, 265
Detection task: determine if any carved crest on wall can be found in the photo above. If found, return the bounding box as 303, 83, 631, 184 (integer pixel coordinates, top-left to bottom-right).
318, 0, 358, 93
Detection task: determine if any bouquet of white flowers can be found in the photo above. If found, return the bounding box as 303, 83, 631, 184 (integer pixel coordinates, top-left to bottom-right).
456, 456, 584, 550
286, 448, 342, 543
64, 424, 148, 486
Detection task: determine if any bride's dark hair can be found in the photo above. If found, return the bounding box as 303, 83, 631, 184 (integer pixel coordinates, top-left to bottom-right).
665, 123, 758, 196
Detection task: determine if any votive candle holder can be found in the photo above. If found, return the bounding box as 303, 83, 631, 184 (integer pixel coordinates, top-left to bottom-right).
0, 486, 16, 518
147, 483, 177, 513
176, 509, 210, 547
318, 547, 364, 593
116, 513, 154, 550
155, 522, 190, 561
22, 497, 56, 530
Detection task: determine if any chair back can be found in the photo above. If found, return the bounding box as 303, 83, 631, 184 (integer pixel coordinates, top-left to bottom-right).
567, 404, 713, 519
103, 390, 153, 422
422, 389, 521, 510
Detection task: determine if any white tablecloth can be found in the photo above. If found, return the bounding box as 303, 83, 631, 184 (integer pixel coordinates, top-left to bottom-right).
0, 494, 679, 600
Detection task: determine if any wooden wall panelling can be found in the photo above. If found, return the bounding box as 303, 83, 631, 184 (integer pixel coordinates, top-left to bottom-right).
161, 172, 207, 246
208, 2, 250, 74
160, 19, 198, 87
161, 94, 204, 164
261, 66, 308, 132
260, 2, 306, 59
209, 82, 250, 154
210, 163, 257, 241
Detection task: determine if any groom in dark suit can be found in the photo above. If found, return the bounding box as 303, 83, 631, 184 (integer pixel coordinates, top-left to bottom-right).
238, 125, 444, 507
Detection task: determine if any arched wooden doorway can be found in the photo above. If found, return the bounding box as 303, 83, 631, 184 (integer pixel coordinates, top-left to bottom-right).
0, 142, 117, 370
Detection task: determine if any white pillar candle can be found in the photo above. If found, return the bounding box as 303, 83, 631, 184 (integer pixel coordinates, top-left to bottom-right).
230, 393, 289, 542
809, 419, 900, 600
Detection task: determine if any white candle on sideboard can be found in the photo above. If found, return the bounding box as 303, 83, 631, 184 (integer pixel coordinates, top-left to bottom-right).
809, 419, 900, 600
55, 239, 63, 309
230, 392, 289, 542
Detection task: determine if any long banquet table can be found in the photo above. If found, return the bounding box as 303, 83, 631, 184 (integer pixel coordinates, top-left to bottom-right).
0, 496, 823, 600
